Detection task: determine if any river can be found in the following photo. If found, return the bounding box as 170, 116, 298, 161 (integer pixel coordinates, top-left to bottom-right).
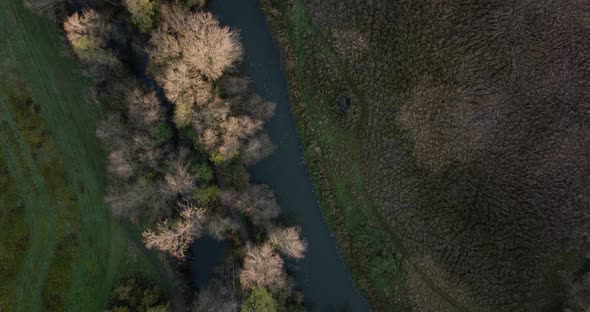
207, 0, 370, 310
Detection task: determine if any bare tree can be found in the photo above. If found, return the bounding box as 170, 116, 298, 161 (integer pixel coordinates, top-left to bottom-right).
105, 185, 143, 223
241, 133, 275, 166
221, 185, 280, 226
149, 4, 243, 80
96, 113, 128, 149
164, 150, 198, 196
158, 62, 212, 108
222, 116, 263, 140
193, 255, 241, 312
268, 226, 307, 260
132, 131, 164, 170
206, 215, 238, 240
106, 179, 173, 223
64, 10, 116, 65
240, 243, 286, 292
127, 86, 163, 128
143, 202, 207, 259
107, 149, 135, 179
240, 94, 276, 123
219, 76, 249, 97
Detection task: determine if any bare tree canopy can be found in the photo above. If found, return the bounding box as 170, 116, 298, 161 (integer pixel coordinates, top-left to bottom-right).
268, 226, 307, 260
240, 244, 286, 292
143, 203, 207, 259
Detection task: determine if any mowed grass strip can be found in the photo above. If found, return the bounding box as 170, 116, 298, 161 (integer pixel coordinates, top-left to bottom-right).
0, 90, 65, 312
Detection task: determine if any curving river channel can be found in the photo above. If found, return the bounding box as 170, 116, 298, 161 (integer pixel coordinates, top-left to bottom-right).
205, 0, 371, 310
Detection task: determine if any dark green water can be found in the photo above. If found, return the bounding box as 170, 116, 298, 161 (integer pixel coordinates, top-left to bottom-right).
209, 1, 370, 310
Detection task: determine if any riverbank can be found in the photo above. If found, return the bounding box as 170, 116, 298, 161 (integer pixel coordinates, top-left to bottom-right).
261, 0, 590, 311
259, 0, 405, 310
209, 0, 370, 310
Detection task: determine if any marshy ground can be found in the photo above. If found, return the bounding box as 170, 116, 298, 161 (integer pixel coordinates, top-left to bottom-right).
262, 0, 590, 310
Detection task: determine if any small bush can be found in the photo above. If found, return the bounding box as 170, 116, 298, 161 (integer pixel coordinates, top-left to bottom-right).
152, 123, 173, 143
241, 288, 277, 312
194, 163, 214, 184
105, 274, 170, 312
184, 0, 206, 8
124, 0, 158, 33
193, 185, 220, 206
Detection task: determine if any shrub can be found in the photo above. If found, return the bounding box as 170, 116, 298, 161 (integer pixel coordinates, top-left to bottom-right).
241, 288, 277, 312
194, 163, 214, 184
193, 185, 220, 206
152, 123, 173, 143
184, 0, 206, 8
173, 100, 194, 128
124, 0, 158, 33
105, 274, 170, 312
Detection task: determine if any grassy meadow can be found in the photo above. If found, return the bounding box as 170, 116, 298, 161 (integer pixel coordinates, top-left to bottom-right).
0, 0, 162, 310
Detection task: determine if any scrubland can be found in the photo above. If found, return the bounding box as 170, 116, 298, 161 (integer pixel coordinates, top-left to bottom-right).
261, 0, 590, 311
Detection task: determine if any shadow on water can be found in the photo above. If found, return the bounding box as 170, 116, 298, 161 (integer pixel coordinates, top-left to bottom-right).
209, 0, 370, 310
190, 236, 228, 289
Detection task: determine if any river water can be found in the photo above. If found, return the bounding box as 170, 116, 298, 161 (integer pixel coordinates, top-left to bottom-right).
208, 0, 370, 310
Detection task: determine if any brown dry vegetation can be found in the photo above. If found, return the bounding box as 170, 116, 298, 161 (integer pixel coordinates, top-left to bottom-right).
262, 0, 590, 311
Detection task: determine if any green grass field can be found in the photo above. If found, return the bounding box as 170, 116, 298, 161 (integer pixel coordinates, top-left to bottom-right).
0, 1, 140, 310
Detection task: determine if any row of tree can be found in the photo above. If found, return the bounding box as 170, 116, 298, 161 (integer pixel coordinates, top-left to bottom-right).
60, 1, 306, 311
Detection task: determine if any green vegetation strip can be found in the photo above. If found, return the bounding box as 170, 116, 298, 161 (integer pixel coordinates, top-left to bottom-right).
0, 1, 129, 310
